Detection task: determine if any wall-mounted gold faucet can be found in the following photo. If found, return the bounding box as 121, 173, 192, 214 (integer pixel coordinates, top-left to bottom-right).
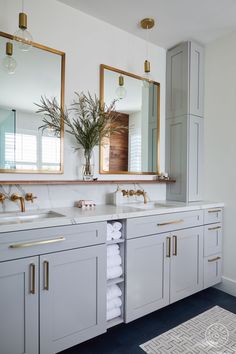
0, 193, 7, 204
10, 193, 25, 212
25, 193, 37, 203
121, 189, 148, 204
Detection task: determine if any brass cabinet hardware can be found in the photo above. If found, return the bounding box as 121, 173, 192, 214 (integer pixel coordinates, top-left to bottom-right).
208, 209, 222, 213
43, 261, 49, 291
157, 219, 184, 227
208, 256, 221, 263
9, 236, 65, 249
166, 237, 171, 258
29, 263, 36, 294
208, 226, 221, 231
173, 236, 178, 256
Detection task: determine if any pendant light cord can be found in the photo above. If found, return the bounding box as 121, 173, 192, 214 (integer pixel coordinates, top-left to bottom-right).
146, 25, 150, 61
22, 0, 25, 13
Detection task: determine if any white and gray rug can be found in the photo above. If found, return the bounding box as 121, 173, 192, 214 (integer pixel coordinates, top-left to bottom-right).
140, 306, 236, 353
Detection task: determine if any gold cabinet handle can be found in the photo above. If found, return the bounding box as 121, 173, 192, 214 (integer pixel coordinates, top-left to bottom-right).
157, 219, 184, 227
9, 236, 65, 249
208, 256, 221, 263
43, 261, 49, 291
173, 235, 177, 256
29, 263, 36, 294
208, 209, 222, 213
208, 226, 221, 231
166, 237, 171, 258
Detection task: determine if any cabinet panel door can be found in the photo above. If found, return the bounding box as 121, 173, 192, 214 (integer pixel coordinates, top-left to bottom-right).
40, 245, 106, 354
188, 115, 204, 201
0, 257, 38, 354
166, 42, 189, 118
125, 233, 170, 322
170, 227, 203, 303
166, 115, 188, 201
189, 42, 204, 117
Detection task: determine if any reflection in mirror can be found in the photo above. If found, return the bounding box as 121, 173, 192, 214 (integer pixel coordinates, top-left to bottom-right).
100, 65, 160, 175
0, 32, 65, 173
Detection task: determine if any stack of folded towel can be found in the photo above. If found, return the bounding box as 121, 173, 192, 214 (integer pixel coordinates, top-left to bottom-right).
106, 284, 122, 321
107, 244, 123, 280
107, 221, 122, 241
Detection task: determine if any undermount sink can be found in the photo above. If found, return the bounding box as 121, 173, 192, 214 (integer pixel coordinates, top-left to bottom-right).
0, 211, 66, 226
126, 201, 180, 210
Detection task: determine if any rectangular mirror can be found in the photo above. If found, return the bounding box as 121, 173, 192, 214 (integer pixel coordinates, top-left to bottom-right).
0, 32, 65, 174
100, 64, 160, 175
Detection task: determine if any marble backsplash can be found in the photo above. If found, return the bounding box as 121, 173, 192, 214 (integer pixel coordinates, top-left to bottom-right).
0, 183, 166, 213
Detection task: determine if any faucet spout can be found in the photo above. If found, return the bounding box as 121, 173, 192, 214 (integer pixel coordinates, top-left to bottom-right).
10, 193, 25, 212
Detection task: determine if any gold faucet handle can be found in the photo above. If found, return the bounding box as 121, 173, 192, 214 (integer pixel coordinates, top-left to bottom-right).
10, 193, 21, 201
121, 189, 128, 197
0, 193, 7, 203
25, 193, 37, 203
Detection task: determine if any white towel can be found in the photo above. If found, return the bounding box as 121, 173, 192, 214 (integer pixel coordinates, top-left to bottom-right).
107, 307, 121, 321
107, 297, 122, 312
111, 230, 122, 240
111, 221, 122, 231
107, 284, 122, 301
107, 265, 123, 280
107, 223, 113, 241
107, 254, 122, 268
107, 244, 120, 257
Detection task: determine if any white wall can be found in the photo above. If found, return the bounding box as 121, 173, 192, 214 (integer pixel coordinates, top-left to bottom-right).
0, 0, 167, 207
205, 31, 236, 295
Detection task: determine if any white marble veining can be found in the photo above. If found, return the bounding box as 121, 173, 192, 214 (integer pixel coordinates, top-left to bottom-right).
0, 201, 224, 234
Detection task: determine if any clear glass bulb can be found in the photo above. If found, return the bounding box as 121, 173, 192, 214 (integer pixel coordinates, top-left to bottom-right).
2, 55, 17, 74
14, 28, 33, 51
142, 72, 151, 88
115, 86, 127, 99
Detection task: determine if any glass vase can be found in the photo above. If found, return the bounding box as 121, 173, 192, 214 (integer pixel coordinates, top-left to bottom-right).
82, 149, 94, 181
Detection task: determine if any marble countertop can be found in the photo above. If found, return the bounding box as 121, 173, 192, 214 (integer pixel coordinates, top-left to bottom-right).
0, 200, 224, 234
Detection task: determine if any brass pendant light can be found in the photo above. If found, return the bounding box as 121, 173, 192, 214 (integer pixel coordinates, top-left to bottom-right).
14, 0, 33, 51
140, 18, 155, 85
2, 42, 17, 74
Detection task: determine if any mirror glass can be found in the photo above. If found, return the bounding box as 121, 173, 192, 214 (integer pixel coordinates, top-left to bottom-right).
0, 32, 65, 173
100, 65, 160, 174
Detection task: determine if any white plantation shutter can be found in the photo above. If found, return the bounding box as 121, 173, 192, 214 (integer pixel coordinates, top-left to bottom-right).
130, 134, 141, 171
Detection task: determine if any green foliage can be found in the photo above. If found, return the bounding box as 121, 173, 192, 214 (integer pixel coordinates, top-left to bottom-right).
35, 92, 126, 152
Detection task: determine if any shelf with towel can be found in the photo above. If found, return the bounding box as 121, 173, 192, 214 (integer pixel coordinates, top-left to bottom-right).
107, 277, 124, 286
107, 239, 125, 245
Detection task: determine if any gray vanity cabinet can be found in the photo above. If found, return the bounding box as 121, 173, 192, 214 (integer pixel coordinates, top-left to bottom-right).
125, 233, 170, 323
170, 226, 204, 303
40, 244, 106, 354
0, 257, 39, 354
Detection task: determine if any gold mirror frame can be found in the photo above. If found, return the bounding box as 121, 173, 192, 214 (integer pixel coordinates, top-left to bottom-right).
100, 64, 160, 175
0, 31, 65, 174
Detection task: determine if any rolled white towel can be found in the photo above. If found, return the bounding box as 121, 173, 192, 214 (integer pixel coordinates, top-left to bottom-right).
107, 307, 121, 321
107, 265, 123, 280
107, 284, 122, 301
107, 254, 122, 268
107, 244, 120, 257
107, 223, 113, 241
107, 297, 122, 312
111, 221, 122, 231
111, 230, 122, 240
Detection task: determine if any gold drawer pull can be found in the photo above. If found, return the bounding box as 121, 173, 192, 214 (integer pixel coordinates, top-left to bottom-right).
208, 209, 222, 213
208, 256, 221, 263
9, 237, 65, 249
157, 219, 184, 226
29, 263, 36, 294
43, 261, 49, 291
208, 226, 221, 231
166, 237, 171, 258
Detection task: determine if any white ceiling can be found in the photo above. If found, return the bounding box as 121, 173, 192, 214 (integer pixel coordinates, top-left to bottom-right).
58, 0, 236, 48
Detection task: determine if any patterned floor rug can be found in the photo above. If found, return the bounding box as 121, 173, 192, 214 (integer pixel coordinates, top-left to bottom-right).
140, 306, 236, 353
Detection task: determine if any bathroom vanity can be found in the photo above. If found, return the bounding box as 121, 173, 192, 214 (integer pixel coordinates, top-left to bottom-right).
0, 202, 223, 354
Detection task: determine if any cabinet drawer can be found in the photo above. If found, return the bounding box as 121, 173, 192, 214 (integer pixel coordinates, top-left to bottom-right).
204, 224, 222, 256
204, 208, 223, 225
0, 222, 106, 262
126, 210, 203, 239
204, 254, 222, 288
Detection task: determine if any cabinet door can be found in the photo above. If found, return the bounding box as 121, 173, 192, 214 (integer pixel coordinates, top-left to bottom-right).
125, 233, 170, 323
40, 245, 106, 354
170, 227, 203, 303
0, 257, 38, 354
188, 115, 204, 201
189, 42, 204, 117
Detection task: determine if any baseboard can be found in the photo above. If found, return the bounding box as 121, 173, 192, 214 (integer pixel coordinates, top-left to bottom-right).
215, 276, 236, 297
